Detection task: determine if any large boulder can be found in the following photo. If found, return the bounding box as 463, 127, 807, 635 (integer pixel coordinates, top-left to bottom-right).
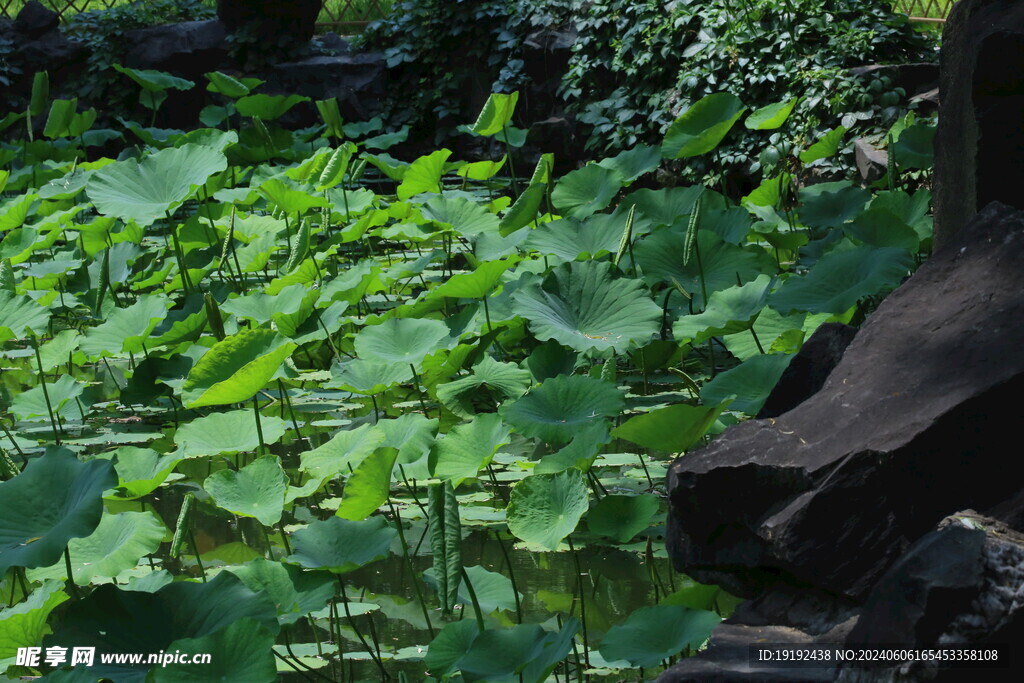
123, 20, 228, 74
933, 0, 1024, 251
13, 1, 58, 40
216, 0, 321, 50
266, 51, 388, 122
667, 201, 1024, 600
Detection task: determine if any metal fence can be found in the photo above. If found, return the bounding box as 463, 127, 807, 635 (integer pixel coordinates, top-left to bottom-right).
0, 0, 392, 28
1, 0, 954, 27
895, 0, 955, 22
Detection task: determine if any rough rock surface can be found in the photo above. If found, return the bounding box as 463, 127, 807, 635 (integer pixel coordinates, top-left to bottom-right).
216, 0, 321, 46
124, 20, 228, 74
934, 0, 1024, 251
661, 202, 1024, 680
267, 51, 387, 122
757, 323, 857, 419
13, 1, 58, 39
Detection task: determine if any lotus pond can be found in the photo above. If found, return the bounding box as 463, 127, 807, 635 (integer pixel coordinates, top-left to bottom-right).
0, 72, 934, 680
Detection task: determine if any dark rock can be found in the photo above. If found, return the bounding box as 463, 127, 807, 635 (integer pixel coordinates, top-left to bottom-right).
934, 0, 1024, 252
852, 138, 889, 185
266, 53, 387, 122
757, 323, 857, 419
848, 62, 939, 100
658, 623, 834, 682
837, 513, 1024, 681
15, 30, 86, 76
667, 202, 1024, 600
314, 32, 350, 56
217, 0, 321, 46
124, 20, 227, 75
846, 524, 986, 647
14, 1, 58, 39
986, 489, 1024, 532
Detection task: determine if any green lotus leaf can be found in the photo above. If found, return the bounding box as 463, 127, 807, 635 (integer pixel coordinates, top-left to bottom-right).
286, 516, 396, 573
770, 244, 913, 315
377, 413, 438, 466
500, 374, 623, 445
721, 307, 815, 361
226, 558, 335, 626
0, 290, 50, 342
611, 401, 729, 454
507, 470, 589, 550
235, 93, 309, 120
106, 446, 181, 499
220, 286, 307, 324
79, 293, 172, 359
205, 71, 251, 98
891, 123, 935, 169
327, 358, 414, 395
662, 93, 746, 158
499, 182, 546, 235
28, 511, 165, 586
113, 64, 194, 92
174, 410, 287, 459
257, 176, 328, 214
622, 186, 705, 229
429, 412, 511, 487
0, 580, 68, 672
798, 181, 871, 230
427, 618, 579, 682
436, 356, 532, 417
551, 164, 624, 219
430, 259, 511, 299
205, 456, 288, 526
596, 144, 661, 183
525, 340, 578, 382
598, 604, 721, 668
424, 564, 521, 614
471, 92, 519, 137
153, 618, 277, 683
588, 494, 660, 543
422, 195, 500, 238
10, 374, 85, 423
44, 572, 279, 682
336, 449, 398, 521
354, 317, 452, 367
535, 421, 611, 474
181, 328, 297, 408
845, 207, 921, 251
634, 228, 774, 308
456, 156, 506, 181
745, 98, 798, 130
0, 447, 115, 577
799, 125, 846, 164
300, 423, 385, 481
512, 260, 661, 354
87, 144, 228, 226
673, 274, 773, 344
700, 353, 794, 415
397, 149, 452, 201
524, 215, 622, 263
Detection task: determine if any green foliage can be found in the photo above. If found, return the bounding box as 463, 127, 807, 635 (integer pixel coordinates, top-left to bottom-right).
64, 0, 215, 110
563, 0, 935, 182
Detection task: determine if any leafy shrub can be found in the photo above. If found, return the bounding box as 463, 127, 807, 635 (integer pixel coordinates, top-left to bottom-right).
354, 0, 573, 139
563, 0, 937, 183
359, 0, 935, 182
64, 0, 215, 105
